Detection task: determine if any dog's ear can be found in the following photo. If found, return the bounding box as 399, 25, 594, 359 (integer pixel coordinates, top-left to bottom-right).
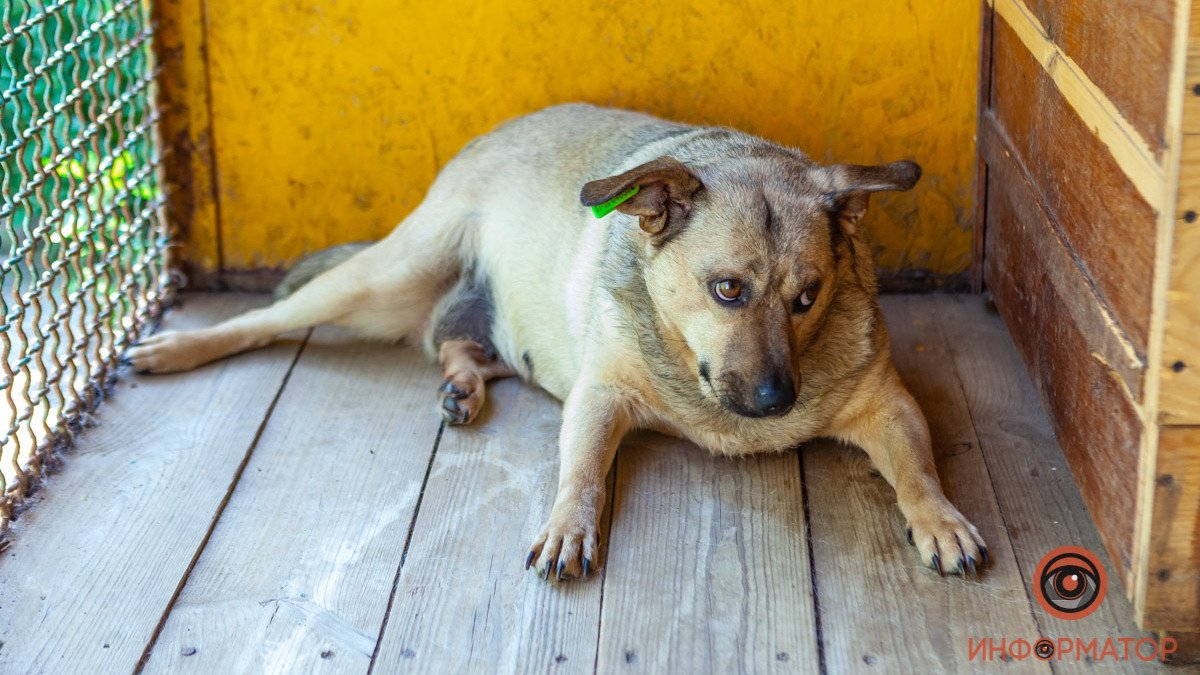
816, 160, 921, 235
580, 157, 703, 238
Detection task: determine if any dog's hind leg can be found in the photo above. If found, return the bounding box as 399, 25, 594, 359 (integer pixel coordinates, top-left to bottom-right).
128, 202, 470, 373
437, 340, 516, 425
429, 271, 515, 424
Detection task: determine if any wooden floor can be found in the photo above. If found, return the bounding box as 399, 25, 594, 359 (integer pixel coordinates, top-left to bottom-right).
0, 294, 1170, 673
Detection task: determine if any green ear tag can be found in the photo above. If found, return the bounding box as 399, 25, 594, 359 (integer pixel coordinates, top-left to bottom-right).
591, 185, 640, 218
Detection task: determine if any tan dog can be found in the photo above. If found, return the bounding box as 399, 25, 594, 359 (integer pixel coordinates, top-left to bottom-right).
130, 104, 987, 580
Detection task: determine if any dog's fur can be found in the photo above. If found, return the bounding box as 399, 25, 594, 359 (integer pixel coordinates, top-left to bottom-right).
130, 104, 986, 580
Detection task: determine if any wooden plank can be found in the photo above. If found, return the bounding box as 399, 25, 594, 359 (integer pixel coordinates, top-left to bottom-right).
140, 328, 442, 673
0, 295, 302, 673
989, 17, 1158, 349
1142, 426, 1200, 630
594, 438, 819, 672
933, 295, 1157, 670
151, 0, 223, 288
1182, 0, 1200, 135
803, 296, 1044, 672
973, 0, 995, 293
984, 165, 1144, 585
1162, 137, 1200, 423
1020, 0, 1175, 157
372, 378, 605, 673
979, 122, 1145, 400
993, 0, 1166, 204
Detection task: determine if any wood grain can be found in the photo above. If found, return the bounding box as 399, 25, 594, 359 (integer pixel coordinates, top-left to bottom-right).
1162, 137, 1200, 424
0, 295, 302, 673
372, 378, 606, 674
151, 0, 222, 287
978, 119, 1145, 400
1022, 0, 1175, 155
140, 329, 442, 674
933, 295, 1156, 672
984, 165, 1144, 585
804, 296, 1045, 673
1142, 426, 1200, 631
1183, 3, 1200, 136
595, 433, 819, 673
989, 18, 1158, 349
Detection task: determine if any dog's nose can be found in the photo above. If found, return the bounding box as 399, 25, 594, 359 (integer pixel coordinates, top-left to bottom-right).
753, 374, 796, 417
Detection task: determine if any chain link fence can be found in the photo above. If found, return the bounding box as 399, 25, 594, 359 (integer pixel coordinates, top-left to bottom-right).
1, 0, 172, 542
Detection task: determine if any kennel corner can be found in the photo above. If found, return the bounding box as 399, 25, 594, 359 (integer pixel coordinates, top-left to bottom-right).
975, 0, 1199, 645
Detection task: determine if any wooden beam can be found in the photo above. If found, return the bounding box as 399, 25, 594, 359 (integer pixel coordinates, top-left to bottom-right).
989, 0, 1167, 208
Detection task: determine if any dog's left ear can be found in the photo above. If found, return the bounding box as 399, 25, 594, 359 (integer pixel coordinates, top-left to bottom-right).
816, 160, 921, 235
580, 156, 703, 239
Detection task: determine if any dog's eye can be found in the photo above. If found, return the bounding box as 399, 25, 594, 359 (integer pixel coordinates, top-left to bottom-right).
793, 284, 820, 313
713, 279, 743, 304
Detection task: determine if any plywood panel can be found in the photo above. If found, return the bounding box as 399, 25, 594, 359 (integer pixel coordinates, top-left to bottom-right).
141, 330, 441, 674
990, 18, 1158, 350
0, 296, 303, 673
984, 165, 1143, 584
1024, 0, 1175, 153
190, 0, 977, 280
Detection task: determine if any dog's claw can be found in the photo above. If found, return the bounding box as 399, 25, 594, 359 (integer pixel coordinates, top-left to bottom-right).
582, 557, 591, 579
906, 527, 913, 546
932, 554, 943, 577
525, 550, 534, 570
543, 562, 551, 580
440, 395, 470, 425
556, 559, 565, 582
440, 379, 467, 398
965, 556, 978, 578
980, 546, 990, 565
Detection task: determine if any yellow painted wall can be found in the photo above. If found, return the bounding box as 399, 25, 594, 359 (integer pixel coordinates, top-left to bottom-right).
182, 0, 978, 280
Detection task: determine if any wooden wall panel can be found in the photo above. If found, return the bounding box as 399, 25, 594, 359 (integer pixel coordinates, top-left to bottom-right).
152, 0, 221, 287
984, 157, 1142, 583
989, 19, 1157, 351
1023, 0, 1175, 153
1162, 113, 1200, 425
1143, 427, 1200, 631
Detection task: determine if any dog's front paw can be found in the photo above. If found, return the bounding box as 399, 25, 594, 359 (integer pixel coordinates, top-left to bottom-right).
125, 331, 210, 374
526, 502, 599, 583
905, 500, 989, 577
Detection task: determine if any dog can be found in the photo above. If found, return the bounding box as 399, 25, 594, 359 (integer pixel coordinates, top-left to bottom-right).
129, 104, 987, 580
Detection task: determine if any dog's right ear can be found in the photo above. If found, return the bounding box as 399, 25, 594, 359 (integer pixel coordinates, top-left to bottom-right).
815, 160, 921, 236
580, 157, 703, 239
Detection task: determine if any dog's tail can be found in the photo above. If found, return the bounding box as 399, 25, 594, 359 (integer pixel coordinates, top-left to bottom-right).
273, 242, 374, 301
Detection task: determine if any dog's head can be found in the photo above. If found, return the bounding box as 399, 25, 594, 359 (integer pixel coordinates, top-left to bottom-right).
581, 152, 920, 418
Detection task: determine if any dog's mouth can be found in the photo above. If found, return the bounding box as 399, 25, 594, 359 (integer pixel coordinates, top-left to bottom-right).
718, 396, 793, 418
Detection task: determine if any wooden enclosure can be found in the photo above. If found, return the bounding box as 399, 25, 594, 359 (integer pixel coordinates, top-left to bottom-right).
977, 0, 1198, 637
142, 0, 1199, 649
153, 0, 979, 290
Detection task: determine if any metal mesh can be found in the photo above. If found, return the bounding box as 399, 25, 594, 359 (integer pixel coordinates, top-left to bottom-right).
1, 0, 171, 540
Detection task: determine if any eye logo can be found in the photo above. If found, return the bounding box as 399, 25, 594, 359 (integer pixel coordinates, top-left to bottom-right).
1034, 546, 1106, 620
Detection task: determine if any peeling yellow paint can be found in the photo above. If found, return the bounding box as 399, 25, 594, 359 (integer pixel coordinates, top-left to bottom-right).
192, 0, 978, 277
